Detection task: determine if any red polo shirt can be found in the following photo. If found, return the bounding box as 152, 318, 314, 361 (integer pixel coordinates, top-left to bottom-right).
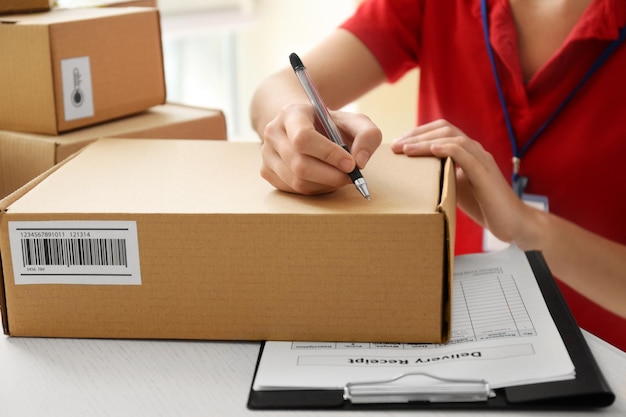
341, 0, 626, 350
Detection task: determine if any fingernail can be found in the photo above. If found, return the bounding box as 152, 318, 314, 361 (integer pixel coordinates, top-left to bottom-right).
339, 158, 354, 172
403, 143, 418, 153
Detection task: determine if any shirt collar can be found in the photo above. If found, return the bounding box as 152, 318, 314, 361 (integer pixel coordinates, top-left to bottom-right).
568, 0, 626, 42
477, 0, 626, 89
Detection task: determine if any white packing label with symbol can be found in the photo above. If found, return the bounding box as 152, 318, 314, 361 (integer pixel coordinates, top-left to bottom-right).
8, 221, 141, 285
61, 56, 95, 121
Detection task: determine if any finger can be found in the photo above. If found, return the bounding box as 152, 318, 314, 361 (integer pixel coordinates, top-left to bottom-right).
400, 132, 465, 157
429, 140, 495, 187
261, 141, 338, 195
333, 111, 382, 168
394, 119, 451, 142
262, 114, 334, 195
392, 120, 462, 154
430, 141, 521, 233
260, 140, 297, 194
282, 104, 357, 175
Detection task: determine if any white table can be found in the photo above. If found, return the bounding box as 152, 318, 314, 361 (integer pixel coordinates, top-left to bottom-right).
0, 331, 623, 417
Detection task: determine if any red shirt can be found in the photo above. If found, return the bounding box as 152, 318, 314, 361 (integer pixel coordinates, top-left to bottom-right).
341, 0, 626, 350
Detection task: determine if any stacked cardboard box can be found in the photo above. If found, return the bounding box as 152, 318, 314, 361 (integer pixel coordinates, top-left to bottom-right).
0, 104, 227, 199
0, 7, 165, 134
0, 0, 52, 15
55, 1, 158, 8
0, 3, 227, 200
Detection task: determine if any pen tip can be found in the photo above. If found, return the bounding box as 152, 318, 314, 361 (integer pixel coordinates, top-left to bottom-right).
289, 53, 304, 71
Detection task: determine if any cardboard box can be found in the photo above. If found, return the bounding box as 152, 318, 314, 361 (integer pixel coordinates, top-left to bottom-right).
0, 0, 51, 15
0, 7, 165, 134
0, 104, 227, 200
55, 1, 158, 9
0, 140, 455, 343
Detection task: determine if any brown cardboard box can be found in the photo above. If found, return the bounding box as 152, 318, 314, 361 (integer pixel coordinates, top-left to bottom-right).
0, 7, 165, 134
55, 0, 158, 8
0, 0, 51, 15
0, 140, 455, 343
0, 104, 227, 200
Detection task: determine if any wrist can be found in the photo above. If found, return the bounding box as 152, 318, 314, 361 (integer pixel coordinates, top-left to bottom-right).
515, 206, 550, 252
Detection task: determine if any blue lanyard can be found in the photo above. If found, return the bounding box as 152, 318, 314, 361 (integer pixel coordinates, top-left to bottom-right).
480, 0, 626, 196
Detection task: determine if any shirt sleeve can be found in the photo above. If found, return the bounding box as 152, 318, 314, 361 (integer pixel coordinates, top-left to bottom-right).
339, 0, 424, 82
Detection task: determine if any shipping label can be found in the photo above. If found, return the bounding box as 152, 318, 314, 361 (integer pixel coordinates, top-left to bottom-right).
8, 221, 141, 285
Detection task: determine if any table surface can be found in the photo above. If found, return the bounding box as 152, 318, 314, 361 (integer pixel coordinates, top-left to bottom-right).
0, 331, 624, 417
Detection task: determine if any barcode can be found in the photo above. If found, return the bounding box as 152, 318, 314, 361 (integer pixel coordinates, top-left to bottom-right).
21, 238, 128, 267
10, 221, 141, 285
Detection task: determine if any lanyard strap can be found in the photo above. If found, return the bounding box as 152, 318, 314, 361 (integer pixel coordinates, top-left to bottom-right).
480, 0, 626, 196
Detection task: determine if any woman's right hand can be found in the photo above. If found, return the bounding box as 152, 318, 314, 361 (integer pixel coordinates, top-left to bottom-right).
260, 102, 382, 196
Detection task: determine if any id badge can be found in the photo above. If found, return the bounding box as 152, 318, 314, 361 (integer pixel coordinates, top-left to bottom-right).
482, 193, 549, 252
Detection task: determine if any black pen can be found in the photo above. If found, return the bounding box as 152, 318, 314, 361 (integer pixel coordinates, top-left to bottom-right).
289, 53, 371, 201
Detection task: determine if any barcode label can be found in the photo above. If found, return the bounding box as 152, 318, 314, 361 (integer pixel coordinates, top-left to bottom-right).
9, 221, 141, 285
21, 238, 128, 267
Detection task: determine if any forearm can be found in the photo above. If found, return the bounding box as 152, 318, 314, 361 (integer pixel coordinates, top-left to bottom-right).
250, 68, 308, 139
250, 30, 387, 140
519, 209, 626, 318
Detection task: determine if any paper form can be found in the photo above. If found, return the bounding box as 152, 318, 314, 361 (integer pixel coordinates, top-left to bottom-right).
253, 246, 576, 391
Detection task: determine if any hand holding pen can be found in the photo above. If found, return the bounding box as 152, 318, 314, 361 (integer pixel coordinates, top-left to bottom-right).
289, 53, 371, 200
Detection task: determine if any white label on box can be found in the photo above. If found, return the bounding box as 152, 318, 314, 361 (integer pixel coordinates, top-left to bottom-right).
61, 56, 95, 121
8, 221, 141, 285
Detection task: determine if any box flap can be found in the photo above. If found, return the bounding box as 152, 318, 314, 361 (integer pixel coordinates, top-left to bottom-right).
6, 140, 444, 215
0, 242, 6, 335
438, 157, 457, 342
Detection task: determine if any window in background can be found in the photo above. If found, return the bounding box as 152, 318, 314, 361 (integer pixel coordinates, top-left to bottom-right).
159, 0, 255, 140
160, 0, 356, 141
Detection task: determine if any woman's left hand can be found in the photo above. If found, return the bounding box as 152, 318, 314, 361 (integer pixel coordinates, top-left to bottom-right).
391, 119, 538, 249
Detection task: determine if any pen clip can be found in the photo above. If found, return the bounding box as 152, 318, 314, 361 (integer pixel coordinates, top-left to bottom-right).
343, 372, 492, 404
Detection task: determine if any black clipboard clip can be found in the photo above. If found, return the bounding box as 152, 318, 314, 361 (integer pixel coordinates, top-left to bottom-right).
344, 372, 494, 404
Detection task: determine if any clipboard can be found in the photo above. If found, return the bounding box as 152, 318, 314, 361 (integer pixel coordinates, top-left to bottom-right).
247, 251, 616, 410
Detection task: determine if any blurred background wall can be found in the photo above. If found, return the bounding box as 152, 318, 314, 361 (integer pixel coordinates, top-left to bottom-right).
159, 0, 418, 142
